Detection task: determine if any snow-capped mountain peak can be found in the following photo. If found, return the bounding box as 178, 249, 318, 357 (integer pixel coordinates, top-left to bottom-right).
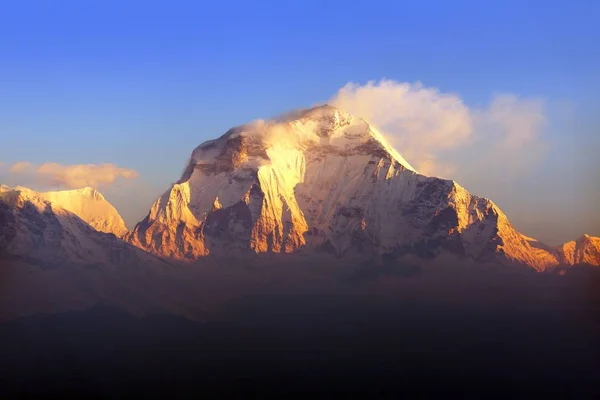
4, 106, 594, 273
0, 185, 127, 237
182, 104, 415, 181
124, 105, 598, 270
0, 184, 165, 270
555, 234, 600, 266
127, 105, 418, 258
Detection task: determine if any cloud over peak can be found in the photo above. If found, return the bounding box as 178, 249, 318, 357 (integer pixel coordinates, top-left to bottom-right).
330, 79, 547, 180
6, 162, 138, 189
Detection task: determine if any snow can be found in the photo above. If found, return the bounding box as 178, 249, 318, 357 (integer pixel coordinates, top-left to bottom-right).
0, 185, 167, 270
1, 185, 128, 236
127, 104, 597, 270
555, 234, 600, 266
1, 105, 600, 323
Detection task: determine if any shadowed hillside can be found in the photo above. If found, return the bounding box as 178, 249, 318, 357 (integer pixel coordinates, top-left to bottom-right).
1, 263, 598, 397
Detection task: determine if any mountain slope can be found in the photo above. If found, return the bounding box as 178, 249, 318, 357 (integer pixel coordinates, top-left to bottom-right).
555, 234, 600, 266
0, 185, 127, 236
126, 104, 588, 271
0, 185, 186, 321
0, 186, 153, 268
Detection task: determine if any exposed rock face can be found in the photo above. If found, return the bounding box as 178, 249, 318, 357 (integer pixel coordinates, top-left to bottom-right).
0, 186, 160, 268
0, 185, 128, 237
125, 105, 597, 271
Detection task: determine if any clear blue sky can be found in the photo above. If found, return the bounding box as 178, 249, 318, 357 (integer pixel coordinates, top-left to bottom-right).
0, 0, 598, 243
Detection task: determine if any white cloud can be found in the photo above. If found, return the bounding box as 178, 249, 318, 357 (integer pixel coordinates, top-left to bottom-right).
330, 79, 547, 180
7, 162, 139, 189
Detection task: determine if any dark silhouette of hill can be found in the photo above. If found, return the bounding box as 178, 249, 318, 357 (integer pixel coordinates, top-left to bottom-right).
0, 269, 598, 398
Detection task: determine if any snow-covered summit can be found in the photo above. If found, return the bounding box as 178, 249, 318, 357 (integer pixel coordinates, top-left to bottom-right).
0, 185, 166, 270
181, 104, 415, 181
124, 104, 596, 270
2, 105, 597, 273
555, 234, 600, 266
0, 185, 127, 237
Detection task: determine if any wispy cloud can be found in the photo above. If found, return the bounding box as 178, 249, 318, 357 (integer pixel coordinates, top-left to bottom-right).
475, 94, 546, 149
6, 162, 139, 189
330, 79, 547, 181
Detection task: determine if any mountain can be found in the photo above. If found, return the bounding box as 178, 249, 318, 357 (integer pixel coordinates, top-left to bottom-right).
555, 234, 600, 266
0, 185, 154, 268
2, 106, 596, 273
0, 185, 127, 237
0, 185, 183, 322
0, 106, 598, 324
126, 105, 596, 271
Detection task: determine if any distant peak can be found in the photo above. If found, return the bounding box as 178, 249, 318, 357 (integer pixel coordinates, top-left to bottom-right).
0, 185, 106, 201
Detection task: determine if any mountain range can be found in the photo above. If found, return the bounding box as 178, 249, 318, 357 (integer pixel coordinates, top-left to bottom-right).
125, 105, 598, 270
1, 105, 598, 320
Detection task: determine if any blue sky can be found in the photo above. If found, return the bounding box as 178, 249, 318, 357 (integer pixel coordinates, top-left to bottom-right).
0, 0, 598, 244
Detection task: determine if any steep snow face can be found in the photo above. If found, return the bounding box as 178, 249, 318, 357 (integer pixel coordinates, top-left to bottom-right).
0, 185, 128, 237
0, 187, 158, 268
126, 105, 590, 270
127, 105, 414, 259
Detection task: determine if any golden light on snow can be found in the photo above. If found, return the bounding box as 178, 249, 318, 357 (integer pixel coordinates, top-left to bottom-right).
0, 105, 598, 276
0, 186, 128, 236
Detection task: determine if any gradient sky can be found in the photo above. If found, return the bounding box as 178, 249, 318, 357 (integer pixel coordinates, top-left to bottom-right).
0, 0, 598, 245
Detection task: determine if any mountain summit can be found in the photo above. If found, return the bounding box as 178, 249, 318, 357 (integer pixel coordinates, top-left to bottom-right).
0, 185, 155, 268
127, 105, 415, 258
0, 185, 127, 237
126, 105, 595, 270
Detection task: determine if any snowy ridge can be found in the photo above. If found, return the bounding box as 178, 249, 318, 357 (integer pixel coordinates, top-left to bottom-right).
126, 104, 597, 270
0, 186, 160, 269
127, 105, 415, 259
0, 185, 128, 237
4, 106, 597, 324
555, 234, 600, 266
